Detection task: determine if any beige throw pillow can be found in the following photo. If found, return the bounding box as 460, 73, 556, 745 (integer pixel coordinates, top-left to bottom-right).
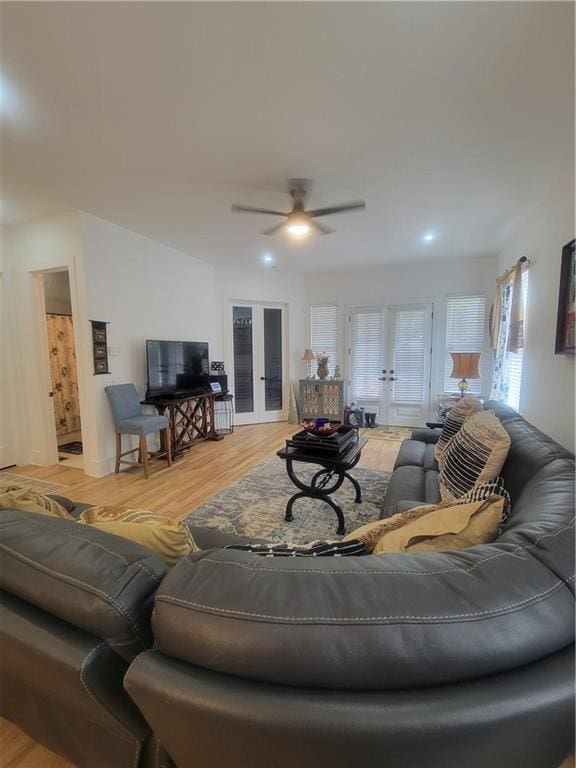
438, 410, 511, 502
373, 498, 504, 554
0, 486, 72, 519
434, 397, 483, 467
79, 506, 198, 566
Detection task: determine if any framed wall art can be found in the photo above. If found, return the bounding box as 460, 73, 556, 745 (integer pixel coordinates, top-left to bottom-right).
91, 320, 110, 374
555, 239, 575, 354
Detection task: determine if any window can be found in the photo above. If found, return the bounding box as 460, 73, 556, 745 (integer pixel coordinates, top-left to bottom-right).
310, 304, 338, 377
444, 295, 487, 395
349, 309, 383, 402
502, 269, 529, 410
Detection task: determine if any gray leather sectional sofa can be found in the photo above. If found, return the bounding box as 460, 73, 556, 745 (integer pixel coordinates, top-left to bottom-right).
1, 402, 574, 768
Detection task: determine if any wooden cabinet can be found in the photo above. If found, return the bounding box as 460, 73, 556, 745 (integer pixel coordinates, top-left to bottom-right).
299, 380, 344, 420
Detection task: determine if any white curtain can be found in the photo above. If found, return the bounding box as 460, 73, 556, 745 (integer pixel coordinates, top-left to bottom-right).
490, 263, 528, 407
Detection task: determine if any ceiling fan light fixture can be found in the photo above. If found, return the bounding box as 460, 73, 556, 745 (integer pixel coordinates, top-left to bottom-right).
287, 223, 310, 237
286, 212, 310, 237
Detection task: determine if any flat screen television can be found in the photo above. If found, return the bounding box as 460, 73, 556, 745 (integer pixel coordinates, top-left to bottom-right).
146, 340, 210, 398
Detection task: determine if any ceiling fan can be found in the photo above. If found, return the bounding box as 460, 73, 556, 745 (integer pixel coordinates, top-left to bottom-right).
231, 180, 366, 237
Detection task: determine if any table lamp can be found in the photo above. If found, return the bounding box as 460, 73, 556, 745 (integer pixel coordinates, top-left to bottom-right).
450, 352, 481, 397
302, 348, 315, 379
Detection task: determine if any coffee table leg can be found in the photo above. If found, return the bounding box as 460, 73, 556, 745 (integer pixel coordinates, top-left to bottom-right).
285, 492, 306, 523
285, 492, 346, 536
345, 472, 362, 503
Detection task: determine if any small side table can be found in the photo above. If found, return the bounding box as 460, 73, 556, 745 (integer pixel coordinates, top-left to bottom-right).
276, 437, 368, 535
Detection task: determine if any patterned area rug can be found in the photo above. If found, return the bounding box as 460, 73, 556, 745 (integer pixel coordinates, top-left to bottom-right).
361, 425, 413, 441
186, 457, 390, 544
0, 472, 68, 494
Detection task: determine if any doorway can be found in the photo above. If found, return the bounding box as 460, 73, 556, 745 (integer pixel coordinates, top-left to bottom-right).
347, 303, 433, 427
41, 270, 84, 468
227, 301, 288, 425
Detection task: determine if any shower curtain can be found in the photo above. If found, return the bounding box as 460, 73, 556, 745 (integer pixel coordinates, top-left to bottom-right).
46, 314, 81, 436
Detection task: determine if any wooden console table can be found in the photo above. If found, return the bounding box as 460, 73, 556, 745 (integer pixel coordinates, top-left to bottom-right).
142, 392, 223, 459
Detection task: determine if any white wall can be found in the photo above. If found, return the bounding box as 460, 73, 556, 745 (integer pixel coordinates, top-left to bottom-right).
305, 255, 498, 406
2, 211, 219, 476
0, 226, 19, 468
497, 174, 575, 451
1, 212, 92, 468
215, 266, 308, 388
80, 213, 219, 475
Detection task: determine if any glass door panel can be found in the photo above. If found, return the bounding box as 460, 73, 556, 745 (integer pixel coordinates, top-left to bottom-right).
229, 302, 288, 424
232, 306, 254, 414
263, 307, 283, 412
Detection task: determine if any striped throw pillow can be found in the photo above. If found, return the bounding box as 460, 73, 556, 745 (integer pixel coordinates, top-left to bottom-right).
434, 397, 483, 467
438, 410, 511, 502
226, 539, 366, 557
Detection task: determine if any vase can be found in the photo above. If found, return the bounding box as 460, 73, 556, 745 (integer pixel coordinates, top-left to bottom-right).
317, 362, 329, 379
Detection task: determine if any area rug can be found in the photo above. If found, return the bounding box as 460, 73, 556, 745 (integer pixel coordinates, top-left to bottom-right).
186, 457, 390, 544
58, 441, 83, 455
361, 425, 413, 441
0, 472, 68, 494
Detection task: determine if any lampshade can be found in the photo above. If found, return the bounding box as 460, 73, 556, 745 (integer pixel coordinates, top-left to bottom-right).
450, 352, 481, 379
302, 348, 315, 362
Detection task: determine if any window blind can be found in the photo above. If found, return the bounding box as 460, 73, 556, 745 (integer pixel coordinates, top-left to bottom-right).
444, 295, 486, 395
391, 308, 427, 403
350, 309, 383, 402
310, 305, 338, 377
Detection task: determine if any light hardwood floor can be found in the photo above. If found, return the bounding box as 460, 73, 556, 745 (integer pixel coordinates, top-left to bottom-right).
1, 424, 574, 768
0, 422, 402, 768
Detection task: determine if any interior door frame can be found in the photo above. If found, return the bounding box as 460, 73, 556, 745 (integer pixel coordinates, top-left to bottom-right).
32, 267, 85, 468
226, 299, 289, 425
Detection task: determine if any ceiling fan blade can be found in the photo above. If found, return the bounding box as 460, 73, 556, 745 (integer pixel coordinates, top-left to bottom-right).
310, 220, 334, 235
260, 221, 286, 236
308, 201, 366, 218
231, 204, 288, 217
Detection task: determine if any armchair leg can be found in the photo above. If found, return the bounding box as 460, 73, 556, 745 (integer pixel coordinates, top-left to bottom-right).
140, 435, 149, 479
115, 433, 121, 473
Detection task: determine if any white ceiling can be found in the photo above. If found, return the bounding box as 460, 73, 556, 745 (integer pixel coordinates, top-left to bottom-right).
1, 2, 574, 273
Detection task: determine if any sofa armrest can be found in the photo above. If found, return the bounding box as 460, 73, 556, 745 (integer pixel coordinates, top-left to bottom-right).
410, 428, 441, 444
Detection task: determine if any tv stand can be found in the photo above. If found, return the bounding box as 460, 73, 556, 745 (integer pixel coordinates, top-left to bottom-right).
142, 391, 223, 459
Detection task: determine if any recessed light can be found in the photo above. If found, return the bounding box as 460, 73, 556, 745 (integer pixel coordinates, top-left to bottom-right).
422, 232, 436, 243
261, 252, 274, 265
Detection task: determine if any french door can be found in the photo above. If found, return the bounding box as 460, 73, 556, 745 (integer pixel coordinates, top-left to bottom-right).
348, 304, 433, 427
228, 301, 288, 425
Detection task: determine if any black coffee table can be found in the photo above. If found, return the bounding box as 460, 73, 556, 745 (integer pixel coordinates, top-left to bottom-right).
276, 437, 368, 535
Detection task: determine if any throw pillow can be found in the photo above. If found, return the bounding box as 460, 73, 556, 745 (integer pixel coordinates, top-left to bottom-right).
434, 397, 483, 467
0, 485, 72, 519
438, 410, 511, 502
372, 497, 504, 554
78, 507, 198, 566
226, 539, 366, 557
459, 477, 511, 529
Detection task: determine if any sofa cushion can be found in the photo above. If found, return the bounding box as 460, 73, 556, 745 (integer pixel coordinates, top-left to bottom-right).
150, 526, 574, 690
379, 466, 440, 519
0, 509, 167, 660
439, 411, 511, 502
394, 441, 438, 471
